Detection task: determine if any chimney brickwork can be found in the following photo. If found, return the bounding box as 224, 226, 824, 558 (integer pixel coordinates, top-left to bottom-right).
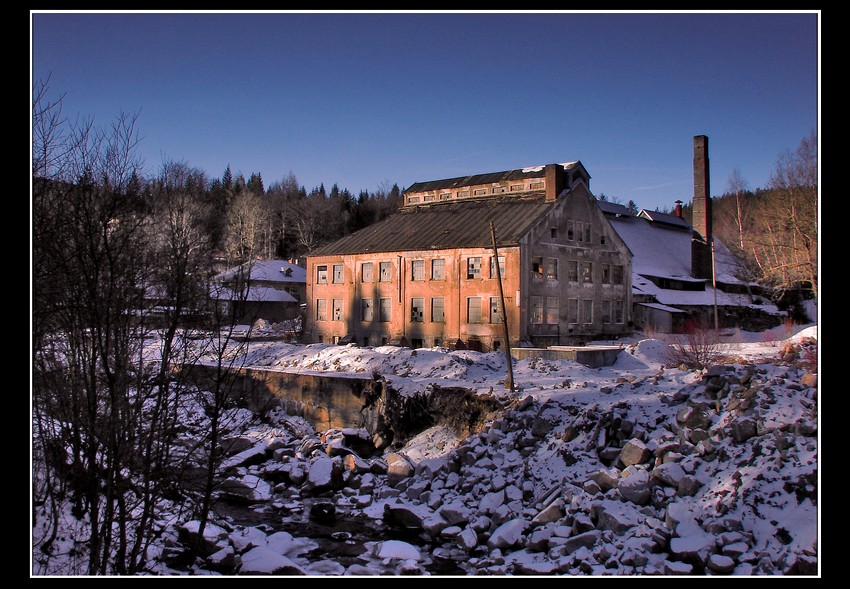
545, 164, 566, 203
691, 135, 713, 280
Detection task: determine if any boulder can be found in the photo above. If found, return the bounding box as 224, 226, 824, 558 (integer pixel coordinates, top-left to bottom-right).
386, 453, 415, 484
179, 520, 228, 557
239, 546, 307, 575
618, 438, 650, 467
373, 539, 423, 562
676, 404, 712, 429
487, 518, 527, 550
728, 417, 758, 443
652, 462, 686, 487
303, 456, 343, 495
617, 469, 651, 505
457, 527, 479, 552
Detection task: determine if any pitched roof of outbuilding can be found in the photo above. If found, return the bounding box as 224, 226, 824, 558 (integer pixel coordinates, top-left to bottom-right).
310, 194, 554, 256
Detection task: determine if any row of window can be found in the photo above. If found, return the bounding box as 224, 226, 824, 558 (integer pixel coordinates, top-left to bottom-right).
407, 182, 546, 204
316, 257, 506, 285
316, 257, 624, 285
530, 258, 624, 285
315, 296, 625, 325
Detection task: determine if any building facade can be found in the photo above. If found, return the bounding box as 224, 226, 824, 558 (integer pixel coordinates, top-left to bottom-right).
306, 162, 633, 349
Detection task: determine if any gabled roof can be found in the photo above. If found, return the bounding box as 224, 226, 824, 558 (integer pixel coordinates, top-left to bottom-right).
310, 195, 554, 256
637, 208, 691, 229
597, 201, 635, 217
213, 285, 299, 304
405, 161, 587, 194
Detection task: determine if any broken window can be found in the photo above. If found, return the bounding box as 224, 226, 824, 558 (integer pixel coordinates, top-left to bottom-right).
567, 220, 575, 241
467, 257, 482, 279
601, 264, 611, 284
362, 262, 374, 283
530, 296, 543, 324
379, 261, 392, 282
585, 223, 592, 243
489, 297, 502, 323
431, 259, 445, 281
316, 299, 327, 321
582, 261, 593, 283
582, 299, 593, 324
546, 258, 558, 280
411, 260, 424, 281
467, 297, 482, 323
615, 300, 624, 324
332, 299, 343, 321
613, 265, 624, 285
546, 297, 559, 324
576, 222, 584, 242
431, 297, 445, 323
361, 299, 373, 321
411, 298, 424, 322
601, 299, 612, 323
379, 298, 392, 322
316, 265, 328, 284
532, 256, 544, 280
490, 256, 505, 279
567, 298, 579, 324
332, 264, 343, 284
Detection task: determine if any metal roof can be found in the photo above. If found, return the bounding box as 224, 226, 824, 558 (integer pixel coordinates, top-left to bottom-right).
637, 208, 691, 229
310, 195, 554, 256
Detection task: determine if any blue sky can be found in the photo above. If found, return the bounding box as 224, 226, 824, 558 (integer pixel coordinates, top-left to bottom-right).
31, 11, 819, 212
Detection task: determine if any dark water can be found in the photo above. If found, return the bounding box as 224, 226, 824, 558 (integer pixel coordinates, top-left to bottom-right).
216, 498, 466, 575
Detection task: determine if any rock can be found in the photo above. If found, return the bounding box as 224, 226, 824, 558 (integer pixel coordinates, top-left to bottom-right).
384, 501, 429, 530
670, 520, 716, 563
386, 453, 415, 484
514, 560, 559, 575
663, 560, 693, 575
676, 404, 712, 429
618, 438, 650, 467
677, 475, 702, 497
591, 468, 620, 491
617, 469, 651, 505
531, 417, 555, 438
560, 530, 602, 555
457, 527, 479, 552
531, 499, 565, 527
479, 489, 506, 515
303, 456, 343, 495
707, 553, 736, 574
801, 372, 818, 388
415, 456, 448, 478
308, 560, 346, 575
229, 526, 268, 554
652, 462, 686, 487
728, 417, 758, 443
572, 513, 595, 535
373, 539, 423, 562
439, 501, 471, 526
594, 499, 642, 534
342, 453, 372, 474
487, 518, 527, 550
219, 436, 257, 456
309, 502, 336, 523
206, 545, 240, 573
527, 527, 553, 552
240, 546, 307, 575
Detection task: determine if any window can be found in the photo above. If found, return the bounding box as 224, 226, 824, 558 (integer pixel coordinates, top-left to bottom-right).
473, 188, 487, 196
361, 299, 373, 321
408, 196, 420, 204
362, 262, 374, 283
530, 296, 543, 324
424, 195, 435, 202
332, 264, 343, 284
316, 265, 328, 284
458, 190, 470, 198
439, 192, 451, 200
550, 227, 558, 239
490, 256, 505, 279
585, 223, 592, 243
467, 257, 482, 279
379, 261, 392, 282
582, 299, 593, 324
576, 222, 584, 242
568, 260, 578, 282
332, 299, 343, 321
546, 297, 559, 324
613, 265, 624, 285
567, 220, 575, 241
510, 184, 524, 192
492, 186, 506, 194
316, 299, 327, 321
600, 233, 607, 246
581, 261, 593, 283
467, 297, 482, 323
430, 258, 445, 281
489, 297, 502, 324
601, 299, 612, 323
411, 298, 424, 322
567, 298, 579, 324
615, 300, 624, 324
532, 256, 544, 280
546, 258, 558, 280
601, 264, 611, 284
530, 182, 544, 190
379, 298, 392, 322
431, 297, 445, 322
411, 259, 425, 281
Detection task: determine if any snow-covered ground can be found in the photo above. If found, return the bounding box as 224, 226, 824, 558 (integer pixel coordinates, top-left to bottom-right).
33, 319, 819, 577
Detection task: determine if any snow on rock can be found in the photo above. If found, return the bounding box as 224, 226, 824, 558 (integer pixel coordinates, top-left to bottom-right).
239, 546, 307, 575
373, 540, 423, 562
487, 518, 528, 550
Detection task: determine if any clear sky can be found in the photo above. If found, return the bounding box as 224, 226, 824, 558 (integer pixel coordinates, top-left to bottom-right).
31, 10, 819, 212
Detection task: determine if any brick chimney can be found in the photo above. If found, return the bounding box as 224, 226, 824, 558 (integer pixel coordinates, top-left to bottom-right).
691, 135, 713, 280
674, 200, 683, 218
544, 164, 566, 203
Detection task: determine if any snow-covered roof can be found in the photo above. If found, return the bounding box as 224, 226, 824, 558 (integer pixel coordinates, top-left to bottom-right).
637, 208, 690, 229
217, 260, 306, 284
213, 284, 299, 304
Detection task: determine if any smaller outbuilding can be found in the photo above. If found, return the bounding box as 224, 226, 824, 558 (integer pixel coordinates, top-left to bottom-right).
212, 259, 306, 325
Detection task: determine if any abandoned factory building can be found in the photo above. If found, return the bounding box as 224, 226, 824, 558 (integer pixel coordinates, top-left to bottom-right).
305, 161, 634, 350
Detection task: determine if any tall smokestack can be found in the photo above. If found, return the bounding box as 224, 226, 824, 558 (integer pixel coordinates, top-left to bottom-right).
691, 135, 713, 279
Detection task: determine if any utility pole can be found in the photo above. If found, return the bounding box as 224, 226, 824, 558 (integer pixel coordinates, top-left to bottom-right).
711, 239, 719, 333
490, 222, 515, 394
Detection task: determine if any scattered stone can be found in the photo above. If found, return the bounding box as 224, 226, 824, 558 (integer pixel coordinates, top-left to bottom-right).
239, 546, 307, 575
707, 553, 736, 574
487, 518, 527, 550
652, 462, 686, 487
728, 417, 758, 443
387, 453, 415, 484
617, 469, 651, 505
619, 438, 650, 467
